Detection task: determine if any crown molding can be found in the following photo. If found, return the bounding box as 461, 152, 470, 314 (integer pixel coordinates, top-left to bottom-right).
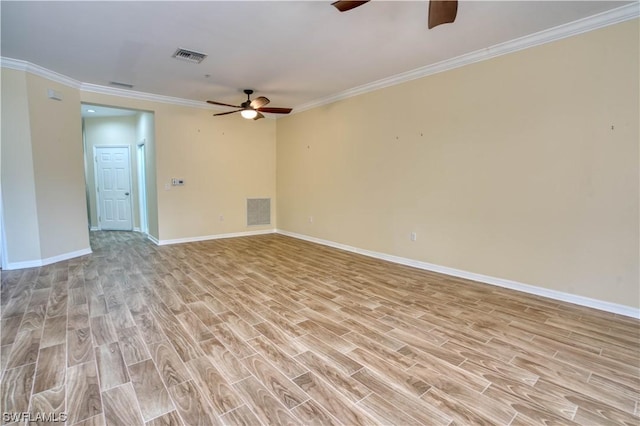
0, 57, 82, 89
79, 83, 212, 110
292, 2, 640, 114
2, 3, 638, 114
0, 57, 213, 110
80, 84, 277, 118
0, 57, 264, 113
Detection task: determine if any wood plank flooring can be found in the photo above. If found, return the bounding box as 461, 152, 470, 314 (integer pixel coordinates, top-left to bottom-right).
1, 231, 638, 425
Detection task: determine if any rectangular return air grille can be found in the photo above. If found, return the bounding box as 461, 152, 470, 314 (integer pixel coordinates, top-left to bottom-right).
172, 48, 208, 64
247, 198, 271, 226
109, 81, 134, 89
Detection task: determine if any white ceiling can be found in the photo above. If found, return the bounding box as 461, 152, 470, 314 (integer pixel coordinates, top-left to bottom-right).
1, 1, 634, 113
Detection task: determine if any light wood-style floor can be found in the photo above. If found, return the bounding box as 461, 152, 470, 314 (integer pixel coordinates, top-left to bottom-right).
1, 231, 638, 425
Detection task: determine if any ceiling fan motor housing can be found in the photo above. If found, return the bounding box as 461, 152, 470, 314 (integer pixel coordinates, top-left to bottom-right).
243, 89, 254, 109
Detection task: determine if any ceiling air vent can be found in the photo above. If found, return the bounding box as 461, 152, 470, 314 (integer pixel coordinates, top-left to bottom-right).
172, 48, 208, 64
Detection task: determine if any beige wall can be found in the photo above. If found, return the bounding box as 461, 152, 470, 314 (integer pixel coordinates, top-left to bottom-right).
276, 20, 639, 308
1, 69, 42, 263
84, 115, 140, 230
26, 73, 90, 259
1, 20, 636, 311
80, 92, 277, 241
1, 69, 90, 265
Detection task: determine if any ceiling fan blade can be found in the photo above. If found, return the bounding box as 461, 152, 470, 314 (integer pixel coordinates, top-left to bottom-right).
253, 112, 265, 121
332, 0, 370, 12
256, 107, 292, 114
207, 100, 242, 108
213, 109, 243, 116
250, 96, 270, 109
428, 0, 458, 29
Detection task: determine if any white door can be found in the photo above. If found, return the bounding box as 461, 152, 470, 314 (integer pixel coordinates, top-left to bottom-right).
95, 146, 133, 231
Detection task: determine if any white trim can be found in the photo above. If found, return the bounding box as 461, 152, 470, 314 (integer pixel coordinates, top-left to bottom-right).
80, 83, 212, 110
136, 143, 149, 235
4, 248, 92, 271
90, 226, 144, 232
147, 234, 160, 245
291, 3, 640, 114
2, 4, 637, 114
0, 57, 82, 89
154, 229, 276, 246
0, 58, 215, 111
0, 183, 7, 270
5, 259, 43, 270
276, 229, 640, 319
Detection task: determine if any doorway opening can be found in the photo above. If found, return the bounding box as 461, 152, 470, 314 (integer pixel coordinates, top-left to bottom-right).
0, 188, 5, 269
81, 104, 155, 236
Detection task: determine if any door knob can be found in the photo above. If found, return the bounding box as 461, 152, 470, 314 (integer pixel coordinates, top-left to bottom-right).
125, 192, 130, 196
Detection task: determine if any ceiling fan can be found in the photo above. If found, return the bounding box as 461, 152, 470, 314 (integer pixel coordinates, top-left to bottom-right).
332, 0, 458, 29
207, 90, 293, 120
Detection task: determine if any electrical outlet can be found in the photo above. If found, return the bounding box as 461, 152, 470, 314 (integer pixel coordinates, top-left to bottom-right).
219, 215, 224, 222
410, 232, 417, 241
164, 183, 170, 190
308, 216, 313, 223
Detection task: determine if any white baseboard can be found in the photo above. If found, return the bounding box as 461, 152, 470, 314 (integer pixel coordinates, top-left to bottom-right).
147, 234, 160, 245
91, 227, 147, 233
152, 229, 276, 246
4, 259, 43, 270
276, 229, 640, 319
5, 248, 93, 271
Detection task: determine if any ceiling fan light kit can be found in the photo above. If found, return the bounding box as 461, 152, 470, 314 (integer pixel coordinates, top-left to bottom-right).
240, 109, 258, 119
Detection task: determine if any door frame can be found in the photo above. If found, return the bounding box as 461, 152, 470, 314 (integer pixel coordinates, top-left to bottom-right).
0, 186, 6, 269
93, 144, 134, 231
137, 140, 148, 234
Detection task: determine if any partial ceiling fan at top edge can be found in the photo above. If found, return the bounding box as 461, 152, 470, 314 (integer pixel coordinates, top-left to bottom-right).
331, 0, 458, 29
